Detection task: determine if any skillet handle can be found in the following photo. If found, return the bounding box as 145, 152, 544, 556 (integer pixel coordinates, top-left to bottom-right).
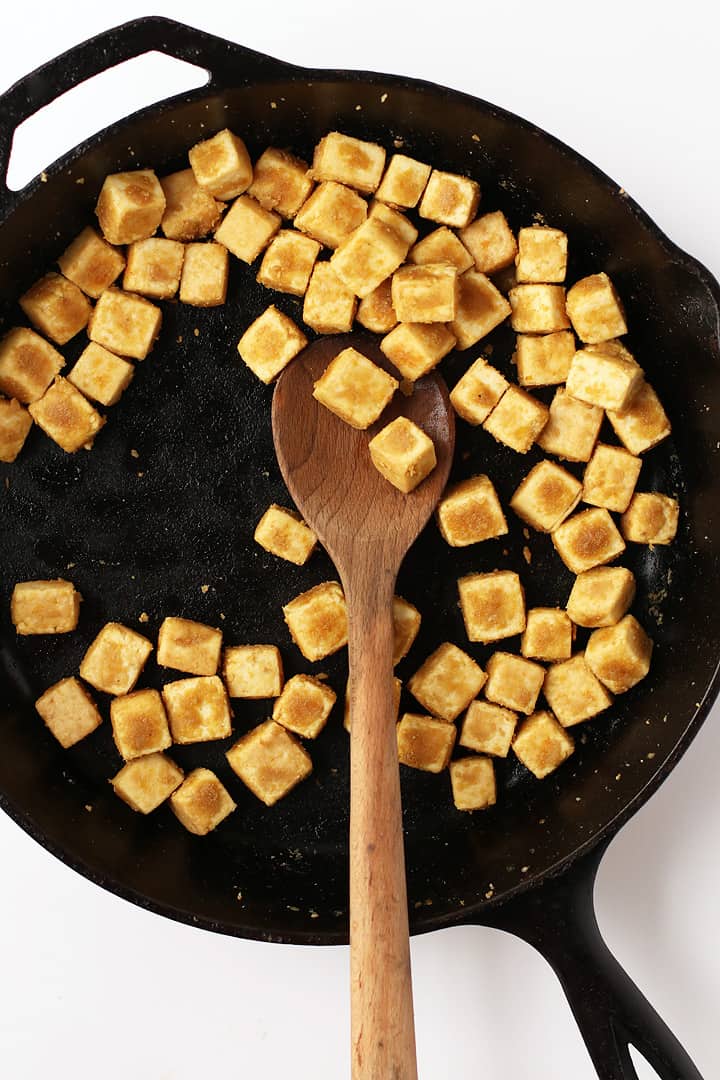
485, 842, 704, 1080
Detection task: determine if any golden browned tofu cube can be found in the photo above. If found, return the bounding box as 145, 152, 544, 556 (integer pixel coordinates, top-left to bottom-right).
170, 768, 236, 835
450, 271, 511, 349
303, 263, 357, 333
566, 272, 627, 343
11, 579, 81, 635
257, 230, 321, 296
35, 676, 102, 748
368, 201, 419, 249
157, 616, 222, 676
566, 341, 643, 412
606, 381, 671, 455
330, 215, 410, 299
391, 264, 458, 323
58, 226, 126, 298
312, 131, 386, 194
515, 331, 575, 387
408, 226, 473, 273
344, 675, 401, 732
179, 242, 229, 307
294, 181, 367, 249
224, 644, 284, 699
226, 719, 312, 806
313, 347, 398, 429
521, 608, 573, 661
566, 566, 636, 628
459, 211, 517, 274
110, 688, 171, 760
80, 621, 153, 695
408, 642, 486, 722
459, 700, 517, 757
272, 673, 336, 739
537, 388, 603, 462
484, 385, 549, 454
254, 504, 317, 565
509, 284, 570, 333
356, 279, 398, 334
0, 327, 64, 404
586, 615, 653, 694
248, 147, 314, 218
162, 675, 232, 743
68, 343, 134, 407
375, 154, 431, 208
485, 651, 545, 714
516, 226, 568, 283
621, 492, 679, 545
189, 129, 252, 199
397, 713, 456, 772
582, 443, 641, 513
214, 194, 281, 263
419, 169, 480, 229
437, 474, 507, 547
380, 323, 456, 381
111, 753, 183, 814
88, 288, 162, 360
28, 378, 105, 453
0, 397, 32, 462
512, 710, 574, 778
450, 756, 496, 810
20, 273, 91, 346
96, 169, 166, 245
449, 356, 508, 425
510, 460, 582, 533
552, 507, 625, 574
369, 416, 436, 493
458, 569, 526, 644
283, 581, 348, 662
543, 653, 612, 726
123, 237, 184, 299
237, 305, 307, 383
160, 169, 224, 241
393, 594, 422, 665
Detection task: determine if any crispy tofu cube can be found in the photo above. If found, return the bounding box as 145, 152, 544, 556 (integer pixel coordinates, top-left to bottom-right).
408, 642, 486, 722
510, 460, 583, 533
566, 341, 643, 412
68, 343, 134, 407
483, 385, 549, 454
450, 756, 496, 810
88, 288, 162, 360
96, 169, 166, 245
162, 675, 232, 743
248, 148, 314, 218
509, 284, 570, 333
408, 226, 473, 273
214, 195, 281, 263
160, 169, 224, 241
537, 388, 603, 462
369, 416, 436, 493
223, 644, 284, 698
20, 273, 91, 346
111, 753, 183, 813
313, 347, 398, 429
375, 154, 431, 208
606, 381, 671, 455
294, 181, 368, 249
0, 396, 31, 461
283, 581, 348, 662
356, 279, 398, 334
303, 262, 357, 333
566, 272, 627, 343
237, 305, 307, 383
516, 226, 568, 283
521, 608, 573, 661
344, 675, 401, 732
391, 264, 458, 323
485, 652, 545, 714
179, 242, 229, 306
393, 594, 422, 665
621, 492, 679, 545
458, 570, 526, 644
437, 474, 507, 547
459, 211, 517, 274
397, 713, 456, 772
35, 676, 102, 748
566, 567, 636, 628
368, 201, 419, 248
157, 616, 222, 676
0, 327, 64, 404
28, 378, 105, 453
11, 579, 81, 634
512, 710, 574, 778
552, 507, 625, 574
272, 673, 336, 739
543, 653, 612, 726
257, 230, 321, 296
80, 621, 153, 695
226, 719, 312, 806
58, 226, 126, 298
459, 700, 517, 757
312, 132, 386, 194
254, 504, 317, 565
170, 768, 236, 835
515, 331, 575, 387
330, 215, 410, 299
123, 237, 184, 299
380, 323, 456, 380
582, 443, 642, 513
586, 615, 653, 694
110, 689, 171, 760
419, 169, 480, 229
188, 129, 253, 199
450, 271, 511, 349
449, 357, 508, 425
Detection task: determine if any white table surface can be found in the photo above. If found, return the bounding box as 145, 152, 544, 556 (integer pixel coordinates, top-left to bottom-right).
1, 3, 718, 1077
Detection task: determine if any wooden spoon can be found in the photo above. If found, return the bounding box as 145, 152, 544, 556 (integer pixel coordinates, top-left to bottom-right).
272, 333, 455, 1080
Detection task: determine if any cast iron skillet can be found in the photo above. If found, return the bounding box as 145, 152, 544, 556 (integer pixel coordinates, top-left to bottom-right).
0, 17, 718, 1079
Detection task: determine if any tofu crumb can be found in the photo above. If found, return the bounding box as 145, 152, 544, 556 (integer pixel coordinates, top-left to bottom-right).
471, 134, 480, 142
130, 449, 139, 459
201, 584, 210, 594
380, 93, 388, 103
393, 138, 404, 149
523, 546, 532, 564
193, 328, 200, 337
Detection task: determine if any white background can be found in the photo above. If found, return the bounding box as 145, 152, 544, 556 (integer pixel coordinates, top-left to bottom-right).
1, 3, 718, 1078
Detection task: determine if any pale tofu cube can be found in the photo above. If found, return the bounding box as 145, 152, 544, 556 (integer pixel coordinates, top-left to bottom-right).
606, 381, 671, 455
214, 195, 281, 263
458, 570, 526, 644
157, 616, 222, 676
585, 615, 653, 694
459, 701, 517, 757
537, 388, 603, 462
223, 644, 284, 698
380, 323, 456, 380
566, 341, 643, 412
20, 273, 91, 345
303, 263, 357, 333
0, 396, 32, 462
566, 567, 636, 628
179, 243, 229, 306
509, 284, 570, 333
368, 202, 419, 248
483, 385, 549, 453
162, 675, 232, 743
88, 288, 162, 360
188, 129, 253, 199
515, 331, 575, 387
552, 507, 626, 574
313, 347, 398, 429
11, 579, 81, 634
512, 710, 574, 778
393, 595, 422, 665
283, 581, 348, 661
28, 378, 105, 453
566, 272, 627, 343
449, 357, 508, 425
237, 305, 307, 383
68, 343, 134, 407
369, 416, 436, 493
407, 642, 486, 722
123, 237, 184, 299
391, 264, 458, 323
621, 492, 679, 545
272, 673, 336, 738
510, 460, 583, 532
0, 327, 64, 404
58, 227, 126, 298
459, 211, 517, 274
96, 170, 165, 245
256, 230, 321, 296
248, 148, 314, 218
375, 154, 432, 208
35, 676, 102, 748
543, 653, 612, 726
111, 753, 183, 813
226, 719, 312, 806
254, 504, 317, 565
311, 131, 386, 194
450, 756, 496, 810
80, 621, 153, 695
294, 181, 368, 249
344, 675, 401, 732
521, 608, 573, 661
160, 169, 224, 241
356, 279, 398, 334
330, 215, 410, 298
583, 443, 642, 513
170, 768, 237, 835
419, 170, 480, 229
397, 713, 456, 772
450, 271, 511, 349
110, 688, 171, 760
485, 652, 545, 714
515, 226, 568, 283
437, 474, 507, 547
408, 226, 473, 273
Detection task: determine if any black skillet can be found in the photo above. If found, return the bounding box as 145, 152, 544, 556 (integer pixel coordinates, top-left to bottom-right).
0, 17, 718, 1079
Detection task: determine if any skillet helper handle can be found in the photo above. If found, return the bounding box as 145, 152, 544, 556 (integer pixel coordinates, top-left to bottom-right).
346, 570, 418, 1080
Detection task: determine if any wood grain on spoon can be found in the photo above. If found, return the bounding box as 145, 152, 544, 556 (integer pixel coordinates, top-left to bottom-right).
272, 333, 455, 1080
